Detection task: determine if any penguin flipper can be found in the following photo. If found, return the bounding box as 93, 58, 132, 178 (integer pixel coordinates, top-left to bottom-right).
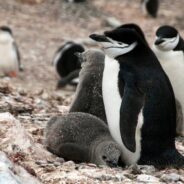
120, 86, 145, 152
57, 143, 89, 163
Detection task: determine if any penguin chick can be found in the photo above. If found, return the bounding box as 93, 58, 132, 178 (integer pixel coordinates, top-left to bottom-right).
52, 41, 85, 88
141, 0, 159, 18
153, 25, 184, 136
44, 112, 121, 167
0, 26, 23, 78
69, 49, 107, 123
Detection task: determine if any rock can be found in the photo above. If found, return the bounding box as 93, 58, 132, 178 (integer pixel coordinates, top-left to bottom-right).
131, 165, 156, 175
0, 112, 53, 160
0, 151, 40, 184
161, 173, 180, 182
137, 174, 159, 183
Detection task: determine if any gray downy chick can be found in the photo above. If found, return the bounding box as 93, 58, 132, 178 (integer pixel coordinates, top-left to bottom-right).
44, 112, 121, 167
69, 49, 107, 123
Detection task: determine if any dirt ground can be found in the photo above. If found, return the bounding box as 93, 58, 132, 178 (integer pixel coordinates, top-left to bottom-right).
0, 0, 184, 183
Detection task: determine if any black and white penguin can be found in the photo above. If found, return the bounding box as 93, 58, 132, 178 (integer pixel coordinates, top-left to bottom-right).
69, 49, 107, 122
153, 25, 184, 136
52, 41, 85, 88
141, 0, 159, 18
90, 27, 184, 168
0, 26, 23, 78
44, 112, 121, 167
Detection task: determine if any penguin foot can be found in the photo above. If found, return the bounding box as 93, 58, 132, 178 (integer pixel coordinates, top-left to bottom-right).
139, 149, 184, 169
7, 71, 17, 78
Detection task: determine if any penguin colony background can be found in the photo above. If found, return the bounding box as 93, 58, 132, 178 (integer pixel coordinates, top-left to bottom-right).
0, 0, 184, 183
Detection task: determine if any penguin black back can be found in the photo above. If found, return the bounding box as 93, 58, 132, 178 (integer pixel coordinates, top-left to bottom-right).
53, 41, 84, 78
53, 41, 84, 88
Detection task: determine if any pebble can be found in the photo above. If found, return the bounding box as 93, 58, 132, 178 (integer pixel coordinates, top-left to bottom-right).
137, 174, 159, 183
161, 173, 180, 182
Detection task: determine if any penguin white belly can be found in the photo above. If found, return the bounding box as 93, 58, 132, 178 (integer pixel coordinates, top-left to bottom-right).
102, 55, 143, 165
0, 43, 18, 76
153, 46, 184, 135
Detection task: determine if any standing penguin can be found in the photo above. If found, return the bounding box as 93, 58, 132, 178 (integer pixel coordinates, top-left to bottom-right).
141, 0, 159, 18
153, 25, 184, 136
44, 112, 121, 167
0, 26, 23, 78
69, 49, 107, 122
52, 41, 85, 88
90, 27, 184, 168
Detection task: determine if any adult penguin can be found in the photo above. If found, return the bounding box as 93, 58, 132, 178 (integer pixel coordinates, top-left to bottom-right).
52, 41, 85, 88
153, 25, 184, 136
90, 27, 184, 168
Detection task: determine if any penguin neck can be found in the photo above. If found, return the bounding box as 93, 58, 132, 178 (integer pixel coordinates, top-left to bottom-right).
174, 37, 184, 51
115, 44, 153, 66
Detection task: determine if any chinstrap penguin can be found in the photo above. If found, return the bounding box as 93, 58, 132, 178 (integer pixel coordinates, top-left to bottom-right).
90, 27, 184, 168
0, 26, 23, 78
69, 49, 107, 123
141, 0, 159, 18
153, 25, 184, 136
44, 112, 121, 167
52, 41, 85, 88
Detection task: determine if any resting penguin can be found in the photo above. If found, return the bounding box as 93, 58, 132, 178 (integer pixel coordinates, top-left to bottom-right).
141, 0, 159, 18
0, 26, 23, 78
69, 49, 107, 122
52, 41, 85, 88
90, 27, 184, 168
44, 112, 121, 167
153, 25, 184, 136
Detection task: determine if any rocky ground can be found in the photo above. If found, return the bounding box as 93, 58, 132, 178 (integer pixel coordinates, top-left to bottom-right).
0, 0, 184, 183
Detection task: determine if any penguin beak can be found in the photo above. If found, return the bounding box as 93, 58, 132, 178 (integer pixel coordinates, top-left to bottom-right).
155, 37, 165, 45
89, 34, 110, 43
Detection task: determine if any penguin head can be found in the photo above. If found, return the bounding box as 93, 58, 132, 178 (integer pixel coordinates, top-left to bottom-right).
154, 25, 180, 51
89, 28, 144, 59
0, 26, 13, 43
117, 23, 148, 45
93, 140, 121, 167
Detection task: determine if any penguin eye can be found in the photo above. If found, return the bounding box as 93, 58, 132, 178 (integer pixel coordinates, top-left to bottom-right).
118, 42, 123, 45
102, 155, 107, 160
